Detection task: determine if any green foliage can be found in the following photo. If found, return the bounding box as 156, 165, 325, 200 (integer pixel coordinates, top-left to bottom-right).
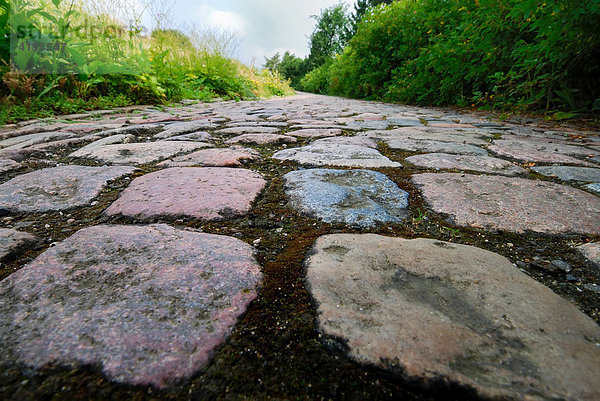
243, 68, 295, 98
263, 51, 309, 89
0, 0, 9, 72
349, 0, 393, 36
0, 0, 292, 123
263, 52, 281, 72
300, 60, 333, 94
309, 0, 600, 114
279, 52, 310, 89
307, 3, 352, 69
0, 91, 131, 124
259, 3, 352, 91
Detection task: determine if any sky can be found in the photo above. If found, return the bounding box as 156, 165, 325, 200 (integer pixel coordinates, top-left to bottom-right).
169, 0, 353, 66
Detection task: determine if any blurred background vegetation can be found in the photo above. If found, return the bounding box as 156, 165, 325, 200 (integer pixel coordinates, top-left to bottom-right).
265, 0, 600, 120
0, 0, 293, 124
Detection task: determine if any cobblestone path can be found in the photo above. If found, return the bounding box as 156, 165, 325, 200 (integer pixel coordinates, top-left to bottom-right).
1, 93, 599, 400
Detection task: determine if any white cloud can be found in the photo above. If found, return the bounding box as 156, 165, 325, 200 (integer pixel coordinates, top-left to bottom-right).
195, 5, 250, 35
172, 0, 352, 64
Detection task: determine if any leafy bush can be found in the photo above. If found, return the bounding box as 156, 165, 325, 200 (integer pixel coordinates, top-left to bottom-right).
300, 61, 333, 94
306, 3, 352, 69
262, 51, 309, 89
278, 52, 310, 89
242, 68, 294, 98
315, 0, 600, 113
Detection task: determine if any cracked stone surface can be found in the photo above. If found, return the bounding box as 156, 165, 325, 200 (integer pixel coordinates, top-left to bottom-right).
0, 131, 76, 150
405, 153, 525, 175
0, 224, 262, 388
154, 121, 218, 138
305, 234, 600, 401
225, 133, 297, 145
347, 120, 391, 130
0, 159, 21, 173
291, 124, 359, 131
489, 139, 598, 166
286, 128, 342, 138
312, 135, 378, 148
72, 134, 136, 154
157, 147, 259, 168
385, 138, 488, 155
532, 165, 600, 183
98, 123, 165, 137
284, 169, 409, 227
216, 126, 281, 135
0, 228, 40, 262
366, 127, 494, 145
226, 121, 288, 127
69, 141, 207, 165
585, 182, 600, 195
0, 166, 135, 213
492, 139, 600, 157
273, 143, 401, 168
412, 173, 600, 234
26, 135, 101, 153
578, 242, 600, 267
162, 131, 213, 142
105, 167, 266, 220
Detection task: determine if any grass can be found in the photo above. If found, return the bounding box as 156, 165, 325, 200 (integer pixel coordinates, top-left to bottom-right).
0, 0, 293, 125
411, 208, 428, 225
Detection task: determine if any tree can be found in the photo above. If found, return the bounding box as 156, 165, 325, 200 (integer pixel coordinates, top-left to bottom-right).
306, 3, 351, 69
263, 52, 281, 72
263, 51, 308, 89
350, 0, 394, 36
279, 51, 310, 88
